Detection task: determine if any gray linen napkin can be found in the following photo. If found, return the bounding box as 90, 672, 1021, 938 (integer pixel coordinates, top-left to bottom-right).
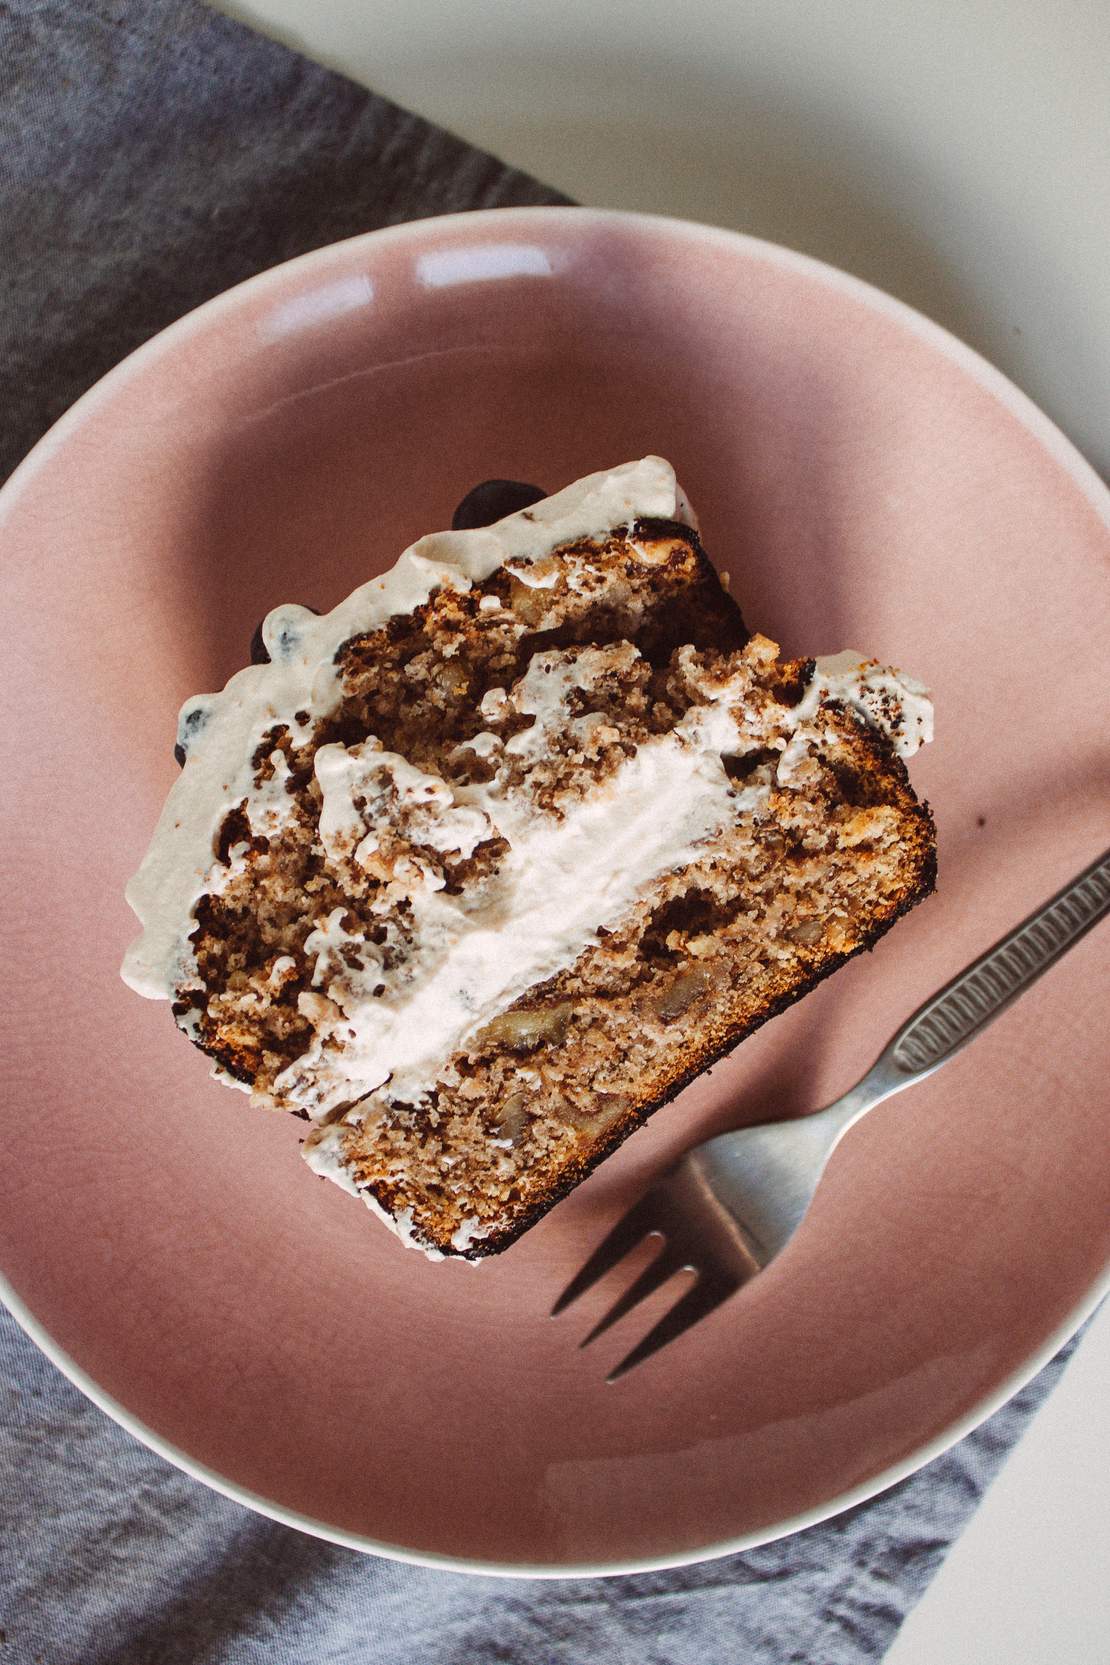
0, 3, 1088, 1661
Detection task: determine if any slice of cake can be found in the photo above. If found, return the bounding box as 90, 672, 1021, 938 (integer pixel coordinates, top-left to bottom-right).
123, 458, 935, 1258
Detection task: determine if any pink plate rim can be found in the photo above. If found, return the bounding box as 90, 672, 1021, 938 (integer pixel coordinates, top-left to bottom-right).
3, 1257, 1106, 1578
2, 206, 1108, 1577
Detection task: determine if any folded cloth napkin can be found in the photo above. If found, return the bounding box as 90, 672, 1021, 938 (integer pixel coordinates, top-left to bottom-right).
0, 3, 1089, 1662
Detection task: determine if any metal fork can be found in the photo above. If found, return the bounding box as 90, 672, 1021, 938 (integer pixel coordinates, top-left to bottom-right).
553, 846, 1110, 1380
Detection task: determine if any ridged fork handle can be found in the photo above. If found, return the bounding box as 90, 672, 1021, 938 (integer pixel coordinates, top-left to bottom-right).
827, 845, 1110, 1141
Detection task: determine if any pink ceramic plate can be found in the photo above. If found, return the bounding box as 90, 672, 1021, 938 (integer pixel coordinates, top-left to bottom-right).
2, 209, 1108, 1575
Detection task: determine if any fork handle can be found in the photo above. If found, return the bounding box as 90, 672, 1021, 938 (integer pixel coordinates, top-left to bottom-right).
882, 844, 1110, 1082
832, 845, 1110, 1130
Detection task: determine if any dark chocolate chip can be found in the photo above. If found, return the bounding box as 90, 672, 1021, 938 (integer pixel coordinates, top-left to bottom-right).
249, 620, 270, 665
451, 479, 545, 530
174, 703, 210, 767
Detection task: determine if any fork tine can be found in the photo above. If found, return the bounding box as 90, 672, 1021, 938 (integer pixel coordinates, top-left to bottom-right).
607, 1270, 735, 1382
580, 1239, 690, 1347
550, 1191, 662, 1317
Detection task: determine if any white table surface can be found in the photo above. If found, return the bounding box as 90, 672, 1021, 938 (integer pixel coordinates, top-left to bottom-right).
217, 3, 1110, 1656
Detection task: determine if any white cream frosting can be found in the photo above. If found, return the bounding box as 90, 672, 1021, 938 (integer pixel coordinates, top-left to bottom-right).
286, 632, 931, 1118
793, 651, 933, 760
122, 456, 696, 999
285, 648, 764, 1122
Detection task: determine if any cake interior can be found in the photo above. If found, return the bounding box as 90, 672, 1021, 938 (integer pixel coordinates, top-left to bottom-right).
176, 521, 933, 1257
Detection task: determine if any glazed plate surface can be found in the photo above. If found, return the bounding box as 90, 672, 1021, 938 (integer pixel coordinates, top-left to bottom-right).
2, 208, 1107, 1574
